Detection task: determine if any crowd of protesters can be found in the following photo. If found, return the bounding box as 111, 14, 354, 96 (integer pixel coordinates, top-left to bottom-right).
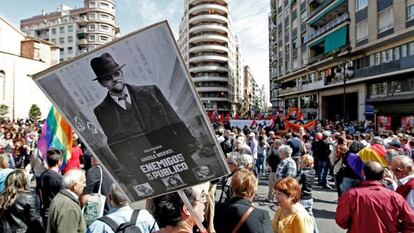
0, 117, 413, 232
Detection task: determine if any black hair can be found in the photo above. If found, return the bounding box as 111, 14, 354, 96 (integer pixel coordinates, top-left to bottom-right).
46, 148, 63, 167
152, 188, 196, 228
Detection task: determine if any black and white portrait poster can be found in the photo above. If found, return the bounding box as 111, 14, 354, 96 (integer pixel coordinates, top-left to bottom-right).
32, 21, 230, 201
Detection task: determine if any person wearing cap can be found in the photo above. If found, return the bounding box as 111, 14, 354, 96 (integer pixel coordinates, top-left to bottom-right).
91, 53, 197, 191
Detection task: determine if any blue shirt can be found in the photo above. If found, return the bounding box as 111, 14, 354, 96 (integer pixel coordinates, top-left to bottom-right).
0, 168, 13, 192
87, 206, 159, 233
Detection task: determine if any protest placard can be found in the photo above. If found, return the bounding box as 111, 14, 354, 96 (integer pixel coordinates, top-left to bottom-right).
32, 21, 230, 201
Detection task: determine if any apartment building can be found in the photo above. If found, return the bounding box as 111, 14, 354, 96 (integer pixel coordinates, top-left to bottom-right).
269, 0, 414, 128
178, 0, 243, 115
20, 0, 119, 62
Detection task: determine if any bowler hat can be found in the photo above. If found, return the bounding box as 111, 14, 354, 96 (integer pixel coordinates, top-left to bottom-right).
91, 53, 125, 81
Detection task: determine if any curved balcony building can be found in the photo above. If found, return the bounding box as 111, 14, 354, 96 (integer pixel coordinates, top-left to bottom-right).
20, 0, 119, 61
179, 0, 242, 114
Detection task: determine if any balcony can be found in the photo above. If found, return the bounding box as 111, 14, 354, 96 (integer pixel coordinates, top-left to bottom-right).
189, 24, 229, 35
308, 0, 335, 20
77, 27, 88, 34
189, 14, 229, 25
298, 80, 324, 91
189, 3, 228, 15
189, 44, 228, 53
189, 65, 229, 73
189, 55, 228, 63
189, 34, 229, 44
353, 59, 407, 79
304, 12, 349, 44
279, 87, 298, 95
196, 86, 229, 92
77, 38, 88, 45
192, 76, 228, 82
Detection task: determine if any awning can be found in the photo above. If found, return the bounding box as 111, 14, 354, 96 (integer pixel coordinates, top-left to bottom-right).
308, 0, 346, 25
324, 25, 348, 53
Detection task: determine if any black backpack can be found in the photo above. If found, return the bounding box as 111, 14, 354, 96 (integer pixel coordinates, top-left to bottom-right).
98, 209, 141, 233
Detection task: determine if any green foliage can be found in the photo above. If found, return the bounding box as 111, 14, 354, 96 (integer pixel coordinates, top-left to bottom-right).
0, 104, 8, 119
29, 104, 42, 122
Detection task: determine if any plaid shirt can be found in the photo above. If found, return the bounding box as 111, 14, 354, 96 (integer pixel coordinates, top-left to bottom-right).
275, 157, 297, 180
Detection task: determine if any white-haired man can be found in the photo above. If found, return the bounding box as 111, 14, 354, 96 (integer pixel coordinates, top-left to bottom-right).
47, 169, 87, 233
275, 145, 297, 180
387, 155, 414, 210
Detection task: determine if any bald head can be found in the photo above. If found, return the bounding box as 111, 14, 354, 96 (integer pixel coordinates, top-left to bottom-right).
363, 161, 384, 181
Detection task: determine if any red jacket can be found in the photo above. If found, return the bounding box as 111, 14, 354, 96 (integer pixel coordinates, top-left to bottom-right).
336, 181, 414, 233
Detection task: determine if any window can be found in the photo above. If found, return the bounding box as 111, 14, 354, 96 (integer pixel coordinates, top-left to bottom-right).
408, 4, 414, 21
89, 24, 96, 31
100, 14, 109, 21
67, 25, 73, 32
401, 44, 408, 57
59, 26, 65, 34
100, 35, 109, 41
67, 47, 73, 54
374, 52, 381, 65
67, 36, 73, 43
409, 42, 414, 56
100, 2, 109, 8
89, 1, 96, 8
100, 25, 109, 32
356, 0, 368, 11
59, 37, 64, 44
394, 47, 400, 60
89, 13, 96, 19
51, 28, 56, 35
59, 48, 64, 56
50, 38, 56, 44
356, 20, 368, 42
378, 7, 394, 33
89, 35, 96, 41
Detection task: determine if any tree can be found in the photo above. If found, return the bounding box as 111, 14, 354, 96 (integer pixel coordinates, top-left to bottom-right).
0, 104, 9, 120
29, 104, 42, 122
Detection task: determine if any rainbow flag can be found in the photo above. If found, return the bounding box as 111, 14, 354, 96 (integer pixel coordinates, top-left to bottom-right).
38, 106, 73, 169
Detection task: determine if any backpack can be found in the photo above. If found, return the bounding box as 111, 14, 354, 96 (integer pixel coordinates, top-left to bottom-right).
98, 209, 141, 233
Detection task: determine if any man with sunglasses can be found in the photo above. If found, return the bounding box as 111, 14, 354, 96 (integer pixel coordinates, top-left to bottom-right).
91, 53, 197, 196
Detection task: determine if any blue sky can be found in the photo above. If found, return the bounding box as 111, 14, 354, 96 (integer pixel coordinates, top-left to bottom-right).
1, 0, 269, 93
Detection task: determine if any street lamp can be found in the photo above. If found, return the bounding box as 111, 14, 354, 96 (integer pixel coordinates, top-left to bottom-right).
335, 63, 354, 121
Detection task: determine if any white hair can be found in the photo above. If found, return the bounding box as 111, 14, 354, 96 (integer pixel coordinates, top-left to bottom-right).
393, 155, 414, 169
279, 145, 292, 158
62, 169, 85, 189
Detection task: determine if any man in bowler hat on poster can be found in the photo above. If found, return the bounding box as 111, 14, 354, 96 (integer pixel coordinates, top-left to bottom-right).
91, 52, 197, 195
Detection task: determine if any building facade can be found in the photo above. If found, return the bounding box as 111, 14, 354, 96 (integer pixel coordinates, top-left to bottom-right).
269, 0, 414, 129
0, 16, 59, 119
20, 0, 119, 62
178, 0, 242, 115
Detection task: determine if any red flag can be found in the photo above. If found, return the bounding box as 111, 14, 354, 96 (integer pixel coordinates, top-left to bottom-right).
234, 113, 240, 120
250, 120, 257, 129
